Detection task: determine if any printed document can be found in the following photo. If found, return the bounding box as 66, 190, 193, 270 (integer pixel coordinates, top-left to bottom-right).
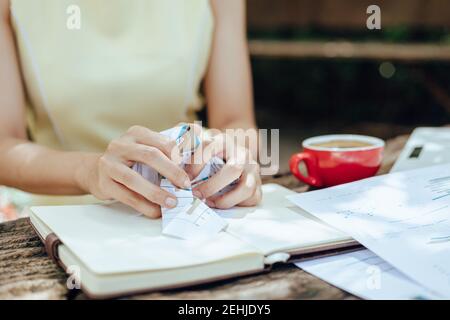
288, 164, 450, 298
296, 249, 441, 300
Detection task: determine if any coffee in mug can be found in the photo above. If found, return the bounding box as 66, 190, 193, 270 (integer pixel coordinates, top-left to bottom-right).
310, 140, 374, 149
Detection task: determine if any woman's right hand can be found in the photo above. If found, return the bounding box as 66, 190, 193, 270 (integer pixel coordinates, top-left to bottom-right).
77, 126, 191, 218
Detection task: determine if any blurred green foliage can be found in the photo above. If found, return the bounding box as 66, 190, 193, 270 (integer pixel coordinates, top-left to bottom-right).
251, 58, 450, 129
245, 26, 450, 131
249, 26, 450, 43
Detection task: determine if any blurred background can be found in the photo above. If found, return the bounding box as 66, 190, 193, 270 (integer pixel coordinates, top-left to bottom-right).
208, 0, 450, 172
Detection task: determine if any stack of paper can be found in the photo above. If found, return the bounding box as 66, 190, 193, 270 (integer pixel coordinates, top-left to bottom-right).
289, 164, 450, 299
295, 249, 440, 300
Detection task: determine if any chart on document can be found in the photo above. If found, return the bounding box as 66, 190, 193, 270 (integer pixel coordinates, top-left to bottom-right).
161, 179, 228, 239
288, 164, 450, 298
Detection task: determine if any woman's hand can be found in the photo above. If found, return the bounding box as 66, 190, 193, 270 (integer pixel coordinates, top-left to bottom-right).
185, 130, 262, 209
194, 0, 259, 209
78, 126, 191, 218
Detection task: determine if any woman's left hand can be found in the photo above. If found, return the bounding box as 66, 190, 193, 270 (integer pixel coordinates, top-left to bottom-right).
185, 130, 262, 209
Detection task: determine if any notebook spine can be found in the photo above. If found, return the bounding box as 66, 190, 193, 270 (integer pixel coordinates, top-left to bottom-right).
287, 243, 363, 263
44, 233, 62, 263
28, 218, 63, 265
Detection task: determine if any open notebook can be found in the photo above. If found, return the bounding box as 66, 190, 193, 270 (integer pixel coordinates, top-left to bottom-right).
29, 184, 358, 298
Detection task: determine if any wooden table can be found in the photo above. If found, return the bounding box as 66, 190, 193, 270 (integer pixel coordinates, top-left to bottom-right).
0, 135, 408, 300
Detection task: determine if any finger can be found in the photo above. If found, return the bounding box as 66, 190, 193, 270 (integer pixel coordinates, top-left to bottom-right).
193, 160, 244, 199
208, 172, 258, 209
108, 179, 161, 218
192, 146, 249, 199
185, 137, 223, 180
125, 144, 191, 189
185, 148, 213, 181
125, 126, 181, 163
208, 165, 261, 206
239, 171, 263, 207
239, 183, 263, 207
105, 160, 178, 209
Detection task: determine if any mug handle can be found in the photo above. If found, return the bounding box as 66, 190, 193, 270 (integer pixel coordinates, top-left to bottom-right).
289, 153, 323, 187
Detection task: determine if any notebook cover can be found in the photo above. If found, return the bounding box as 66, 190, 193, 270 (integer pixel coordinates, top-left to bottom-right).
29, 218, 360, 299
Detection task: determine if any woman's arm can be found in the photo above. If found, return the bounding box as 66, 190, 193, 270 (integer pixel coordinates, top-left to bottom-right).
0, 0, 94, 195
186, 0, 262, 209
205, 0, 256, 131
0, 0, 188, 217
0, 0, 26, 139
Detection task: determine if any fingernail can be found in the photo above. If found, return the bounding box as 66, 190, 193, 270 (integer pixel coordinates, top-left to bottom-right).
193, 190, 202, 199
184, 179, 191, 189
165, 197, 177, 208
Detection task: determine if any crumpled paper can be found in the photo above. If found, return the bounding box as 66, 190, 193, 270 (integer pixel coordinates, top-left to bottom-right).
133, 125, 233, 239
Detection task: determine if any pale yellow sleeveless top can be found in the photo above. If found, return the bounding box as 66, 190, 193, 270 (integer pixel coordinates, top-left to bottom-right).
9, 0, 214, 205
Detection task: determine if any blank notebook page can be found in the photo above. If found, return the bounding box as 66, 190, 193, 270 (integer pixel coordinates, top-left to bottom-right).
222, 184, 350, 255
31, 203, 260, 275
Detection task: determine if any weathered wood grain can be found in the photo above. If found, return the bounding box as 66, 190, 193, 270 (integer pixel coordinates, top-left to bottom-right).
0, 136, 408, 300
0, 219, 68, 299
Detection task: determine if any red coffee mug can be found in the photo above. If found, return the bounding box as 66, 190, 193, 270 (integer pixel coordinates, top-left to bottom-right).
289, 134, 384, 188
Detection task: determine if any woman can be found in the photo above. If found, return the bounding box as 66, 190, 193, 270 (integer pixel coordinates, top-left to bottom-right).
0, 0, 261, 218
